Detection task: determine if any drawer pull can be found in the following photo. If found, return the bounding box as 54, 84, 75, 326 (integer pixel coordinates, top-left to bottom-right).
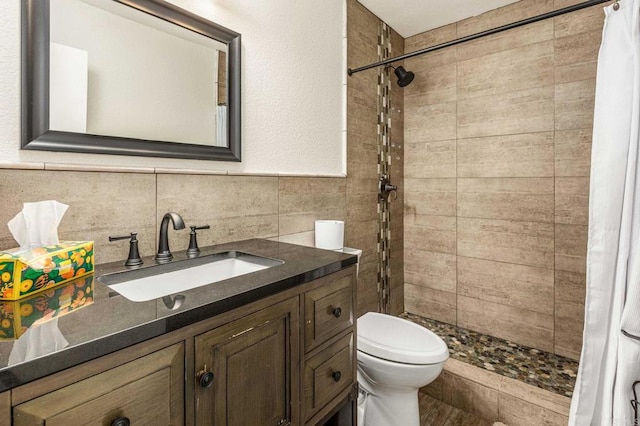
332, 307, 342, 318
198, 370, 215, 388
332, 371, 342, 382
111, 417, 130, 426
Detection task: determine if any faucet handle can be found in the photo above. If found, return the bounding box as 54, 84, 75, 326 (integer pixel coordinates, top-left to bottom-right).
109, 232, 143, 267
186, 225, 210, 257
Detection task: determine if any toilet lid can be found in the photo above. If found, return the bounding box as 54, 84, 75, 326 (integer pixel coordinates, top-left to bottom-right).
357, 312, 449, 365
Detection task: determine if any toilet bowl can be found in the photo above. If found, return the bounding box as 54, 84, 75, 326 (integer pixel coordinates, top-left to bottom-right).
356, 312, 449, 426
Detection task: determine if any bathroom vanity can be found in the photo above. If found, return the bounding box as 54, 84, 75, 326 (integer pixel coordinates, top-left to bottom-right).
0, 239, 357, 425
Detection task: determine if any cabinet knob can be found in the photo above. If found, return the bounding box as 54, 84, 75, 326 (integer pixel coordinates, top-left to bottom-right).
198, 370, 215, 388
332, 371, 342, 382
332, 307, 342, 318
111, 417, 130, 426
277, 420, 292, 426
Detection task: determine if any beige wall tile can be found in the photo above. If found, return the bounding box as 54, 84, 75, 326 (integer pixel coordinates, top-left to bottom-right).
421, 375, 444, 400
404, 61, 457, 106
458, 256, 554, 315
553, 1, 604, 84
458, 295, 554, 351
554, 2, 607, 38
554, 269, 585, 359
347, 142, 378, 179
156, 174, 279, 250
555, 177, 589, 225
500, 377, 571, 415
405, 223, 455, 255
347, 79, 377, 108
457, 133, 554, 178
457, 178, 554, 223
405, 23, 457, 55
457, 20, 553, 62
458, 86, 554, 139
278, 177, 346, 236
555, 316, 584, 360
456, 0, 554, 37
346, 177, 378, 195
457, 41, 554, 100
348, 97, 378, 124
347, 114, 378, 140
555, 269, 586, 305
405, 140, 456, 178
405, 283, 457, 324
555, 79, 596, 131
404, 249, 457, 293
444, 358, 503, 390
555, 129, 592, 177
555, 224, 588, 271
0, 170, 156, 265
397, 0, 600, 358
554, 30, 600, 84
498, 393, 569, 426
346, 0, 379, 67
347, 193, 378, 223
277, 231, 314, 248
441, 371, 499, 421
555, 253, 587, 274
405, 103, 457, 143
457, 217, 554, 268
405, 178, 456, 217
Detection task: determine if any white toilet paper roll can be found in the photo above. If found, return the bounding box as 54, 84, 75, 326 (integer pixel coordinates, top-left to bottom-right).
315, 220, 344, 250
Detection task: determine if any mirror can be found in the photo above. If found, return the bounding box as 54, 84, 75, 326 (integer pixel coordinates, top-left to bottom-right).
22, 0, 241, 162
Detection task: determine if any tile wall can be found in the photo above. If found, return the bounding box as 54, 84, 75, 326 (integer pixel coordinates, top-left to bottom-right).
0, 168, 345, 267
347, 0, 404, 316
403, 0, 604, 359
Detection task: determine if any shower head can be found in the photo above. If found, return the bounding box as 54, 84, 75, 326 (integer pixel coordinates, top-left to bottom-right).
389, 65, 414, 87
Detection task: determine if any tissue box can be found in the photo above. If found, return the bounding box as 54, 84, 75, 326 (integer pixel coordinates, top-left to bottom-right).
0, 241, 94, 300
0, 273, 94, 340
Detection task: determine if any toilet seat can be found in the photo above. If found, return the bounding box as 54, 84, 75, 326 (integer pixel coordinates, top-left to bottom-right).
357, 312, 449, 365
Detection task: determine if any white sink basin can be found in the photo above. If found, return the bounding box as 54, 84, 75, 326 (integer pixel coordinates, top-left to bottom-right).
98, 251, 283, 302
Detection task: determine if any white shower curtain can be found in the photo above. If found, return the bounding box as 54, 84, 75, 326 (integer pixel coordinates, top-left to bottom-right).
569, 1, 640, 425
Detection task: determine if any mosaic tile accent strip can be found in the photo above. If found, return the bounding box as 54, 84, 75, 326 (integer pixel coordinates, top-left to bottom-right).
376, 21, 392, 313
401, 312, 579, 397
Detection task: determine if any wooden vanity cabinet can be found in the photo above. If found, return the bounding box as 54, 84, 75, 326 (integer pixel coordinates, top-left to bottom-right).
302, 269, 357, 425
12, 343, 184, 426
194, 297, 299, 426
6, 265, 357, 426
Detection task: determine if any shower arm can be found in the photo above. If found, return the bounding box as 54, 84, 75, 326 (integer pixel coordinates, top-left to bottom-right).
347, 0, 610, 76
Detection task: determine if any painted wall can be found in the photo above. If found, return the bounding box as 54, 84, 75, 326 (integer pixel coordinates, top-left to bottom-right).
403, 0, 600, 359
0, 0, 346, 175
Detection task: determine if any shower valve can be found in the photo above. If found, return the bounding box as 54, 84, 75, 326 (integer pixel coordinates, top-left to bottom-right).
379, 174, 398, 201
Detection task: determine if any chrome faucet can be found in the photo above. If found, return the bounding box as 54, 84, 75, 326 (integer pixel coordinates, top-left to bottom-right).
155, 212, 186, 263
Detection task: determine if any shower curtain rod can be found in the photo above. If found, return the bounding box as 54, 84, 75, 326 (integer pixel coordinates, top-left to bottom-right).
347, 0, 611, 75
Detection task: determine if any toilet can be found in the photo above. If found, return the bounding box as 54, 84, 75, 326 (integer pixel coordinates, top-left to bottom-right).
356, 312, 449, 426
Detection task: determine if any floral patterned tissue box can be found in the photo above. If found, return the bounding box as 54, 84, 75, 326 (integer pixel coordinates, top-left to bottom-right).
0, 273, 94, 340
0, 241, 94, 300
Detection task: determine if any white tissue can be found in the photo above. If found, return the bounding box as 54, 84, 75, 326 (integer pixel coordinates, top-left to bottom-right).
8, 319, 69, 365
7, 201, 69, 250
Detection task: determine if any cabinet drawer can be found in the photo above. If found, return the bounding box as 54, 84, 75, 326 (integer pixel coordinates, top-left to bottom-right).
304, 273, 354, 352
304, 333, 354, 422
14, 343, 184, 426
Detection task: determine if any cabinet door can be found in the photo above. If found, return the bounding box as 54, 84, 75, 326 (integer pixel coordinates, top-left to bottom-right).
14, 343, 184, 426
194, 297, 299, 426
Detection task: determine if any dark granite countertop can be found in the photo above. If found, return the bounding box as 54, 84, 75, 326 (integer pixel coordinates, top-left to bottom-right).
0, 239, 357, 392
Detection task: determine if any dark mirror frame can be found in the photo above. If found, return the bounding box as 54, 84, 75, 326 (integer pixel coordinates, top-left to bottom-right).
22, 0, 241, 162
